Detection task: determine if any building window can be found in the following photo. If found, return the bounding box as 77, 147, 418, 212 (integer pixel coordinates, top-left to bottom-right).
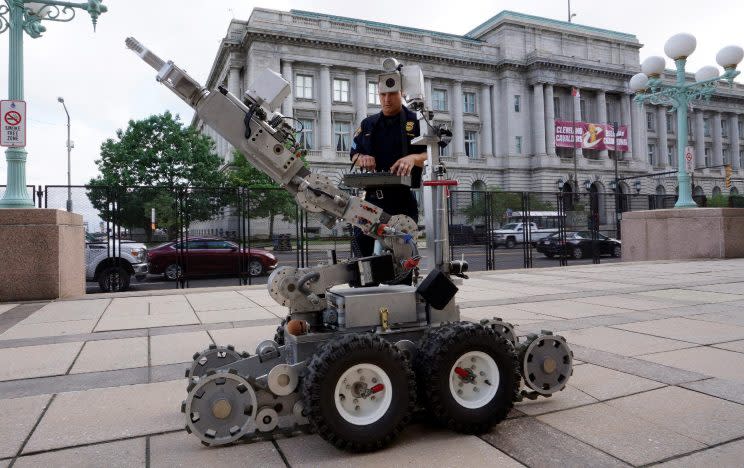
553, 97, 561, 119
296, 119, 314, 149
704, 147, 711, 167
723, 148, 729, 164
739, 120, 743, 137
295, 74, 313, 99
515, 136, 523, 154
367, 82, 380, 105
667, 145, 674, 166
740, 150, 744, 168
333, 78, 350, 102
704, 118, 711, 137
722, 119, 729, 138
647, 144, 655, 165
464, 131, 478, 158
687, 117, 693, 137
579, 99, 586, 120
432, 89, 447, 111
666, 113, 675, 133
647, 112, 655, 131
439, 144, 450, 157
463, 92, 476, 113
514, 95, 521, 112
333, 121, 351, 151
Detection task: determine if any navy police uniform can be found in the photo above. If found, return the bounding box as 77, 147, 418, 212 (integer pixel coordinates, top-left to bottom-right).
349, 105, 426, 257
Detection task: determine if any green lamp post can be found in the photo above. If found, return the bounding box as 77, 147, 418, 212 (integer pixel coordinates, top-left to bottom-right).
0, 0, 107, 208
629, 33, 743, 208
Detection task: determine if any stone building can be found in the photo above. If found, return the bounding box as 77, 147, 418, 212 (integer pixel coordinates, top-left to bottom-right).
192, 8, 744, 237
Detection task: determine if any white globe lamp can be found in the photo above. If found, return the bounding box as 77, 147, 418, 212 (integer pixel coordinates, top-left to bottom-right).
695, 65, 720, 83
629, 73, 650, 92
641, 56, 666, 77
716, 45, 744, 69
664, 33, 697, 60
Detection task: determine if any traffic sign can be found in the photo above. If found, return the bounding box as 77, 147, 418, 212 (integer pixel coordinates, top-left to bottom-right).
684, 146, 694, 174
1, 100, 26, 147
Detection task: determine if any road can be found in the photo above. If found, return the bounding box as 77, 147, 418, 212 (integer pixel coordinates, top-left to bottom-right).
86, 245, 621, 294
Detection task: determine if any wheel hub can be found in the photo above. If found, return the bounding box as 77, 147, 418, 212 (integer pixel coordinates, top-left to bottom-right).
334, 363, 392, 425
449, 351, 500, 409
211, 399, 232, 419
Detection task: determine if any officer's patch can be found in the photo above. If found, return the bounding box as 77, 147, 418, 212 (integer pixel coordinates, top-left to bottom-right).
354, 127, 362, 137
405, 121, 414, 132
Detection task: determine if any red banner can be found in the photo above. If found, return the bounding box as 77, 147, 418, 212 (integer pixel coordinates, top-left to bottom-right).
555, 120, 628, 152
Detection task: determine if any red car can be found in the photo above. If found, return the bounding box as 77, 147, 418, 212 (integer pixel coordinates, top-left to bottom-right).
147, 237, 277, 280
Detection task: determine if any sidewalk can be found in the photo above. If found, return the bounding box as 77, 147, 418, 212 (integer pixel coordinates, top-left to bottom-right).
1, 259, 743, 467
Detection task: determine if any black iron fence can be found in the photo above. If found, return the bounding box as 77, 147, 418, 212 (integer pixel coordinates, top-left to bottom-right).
29, 184, 744, 294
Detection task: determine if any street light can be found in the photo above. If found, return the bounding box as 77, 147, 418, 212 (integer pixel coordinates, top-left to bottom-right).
629, 33, 743, 208
556, 178, 565, 191
634, 180, 642, 194
57, 97, 72, 212
0, 0, 107, 209
583, 179, 592, 191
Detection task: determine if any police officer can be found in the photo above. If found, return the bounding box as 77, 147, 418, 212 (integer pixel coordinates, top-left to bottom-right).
349, 86, 427, 258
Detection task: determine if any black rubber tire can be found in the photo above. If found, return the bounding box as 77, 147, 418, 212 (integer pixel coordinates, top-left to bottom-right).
302, 333, 416, 452
98, 266, 130, 292
164, 263, 182, 281
415, 322, 520, 434
572, 247, 584, 259
273, 316, 289, 345
612, 245, 622, 258
505, 238, 516, 249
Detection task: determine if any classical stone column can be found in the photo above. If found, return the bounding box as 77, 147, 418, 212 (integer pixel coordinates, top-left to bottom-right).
621, 93, 633, 160
544, 84, 556, 156
491, 82, 501, 157
479, 84, 493, 157
573, 88, 583, 157
656, 106, 668, 167
280, 60, 294, 119
224, 65, 243, 160
596, 90, 608, 159
694, 110, 706, 168
425, 78, 433, 110
713, 112, 723, 166
532, 83, 546, 155
731, 114, 741, 170
355, 68, 368, 130
319, 65, 332, 155
452, 80, 465, 157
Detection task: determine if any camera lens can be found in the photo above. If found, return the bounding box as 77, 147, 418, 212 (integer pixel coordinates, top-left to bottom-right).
386, 78, 396, 88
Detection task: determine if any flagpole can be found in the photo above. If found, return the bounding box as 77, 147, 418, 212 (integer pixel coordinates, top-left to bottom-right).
572, 88, 578, 197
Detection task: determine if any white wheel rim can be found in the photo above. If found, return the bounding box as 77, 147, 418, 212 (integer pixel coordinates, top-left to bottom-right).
249, 260, 262, 276
449, 351, 500, 409
333, 363, 393, 426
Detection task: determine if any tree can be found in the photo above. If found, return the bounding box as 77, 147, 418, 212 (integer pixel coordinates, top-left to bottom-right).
227, 149, 298, 239
462, 186, 554, 224
88, 112, 228, 241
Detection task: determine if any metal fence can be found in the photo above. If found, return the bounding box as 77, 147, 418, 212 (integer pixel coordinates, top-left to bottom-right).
31, 184, 741, 294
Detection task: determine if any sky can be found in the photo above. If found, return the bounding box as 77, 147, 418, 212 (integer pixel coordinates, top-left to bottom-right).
1, 0, 743, 190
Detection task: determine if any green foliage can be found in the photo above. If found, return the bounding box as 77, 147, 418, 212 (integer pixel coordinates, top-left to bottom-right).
87, 112, 228, 240
707, 194, 730, 207
730, 194, 744, 208
227, 149, 298, 238
462, 186, 554, 223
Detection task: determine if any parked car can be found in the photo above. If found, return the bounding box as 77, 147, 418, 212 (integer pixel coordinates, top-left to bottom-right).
535, 231, 621, 259
449, 224, 475, 245
86, 239, 148, 292
491, 222, 559, 249
147, 237, 277, 280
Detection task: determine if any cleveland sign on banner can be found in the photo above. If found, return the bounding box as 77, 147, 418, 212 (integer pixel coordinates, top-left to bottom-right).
555, 120, 629, 152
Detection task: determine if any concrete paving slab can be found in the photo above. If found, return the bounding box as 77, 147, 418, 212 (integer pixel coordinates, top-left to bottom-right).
277, 424, 524, 467
682, 378, 744, 405
70, 337, 148, 374
567, 363, 665, 401
262, 305, 289, 318
0, 319, 96, 340
19, 299, 110, 324
186, 291, 258, 311
209, 325, 278, 355
150, 431, 283, 468
513, 300, 633, 319
0, 304, 17, 315
538, 403, 706, 466
460, 304, 558, 323
0, 342, 83, 382
638, 346, 744, 382
15, 437, 145, 467
613, 317, 744, 345
559, 326, 695, 357
24, 379, 184, 453
572, 294, 679, 311
0, 394, 52, 458
687, 309, 744, 327
195, 307, 275, 324
632, 289, 743, 304
94, 312, 199, 332
150, 331, 212, 366
570, 281, 642, 291
656, 439, 744, 467
0, 367, 149, 400
712, 340, 744, 353
515, 385, 598, 416
482, 416, 630, 468
607, 386, 744, 445
688, 282, 744, 295
237, 290, 285, 308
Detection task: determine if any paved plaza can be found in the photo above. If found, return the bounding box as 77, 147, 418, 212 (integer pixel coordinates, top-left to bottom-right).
0, 259, 743, 467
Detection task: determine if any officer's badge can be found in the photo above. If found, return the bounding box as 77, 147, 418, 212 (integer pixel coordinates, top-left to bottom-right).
405, 121, 414, 132
354, 127, 362, 137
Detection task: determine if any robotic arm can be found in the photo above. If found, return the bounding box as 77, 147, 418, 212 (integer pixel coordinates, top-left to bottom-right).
126, 38, 421, 312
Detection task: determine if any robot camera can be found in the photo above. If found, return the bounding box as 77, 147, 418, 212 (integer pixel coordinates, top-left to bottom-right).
382, 57, 400, 72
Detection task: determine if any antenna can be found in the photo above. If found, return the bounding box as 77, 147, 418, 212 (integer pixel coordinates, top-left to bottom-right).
568, 0, 577, 22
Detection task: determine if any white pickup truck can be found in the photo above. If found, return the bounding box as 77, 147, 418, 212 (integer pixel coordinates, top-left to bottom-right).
85, 239, 148, 292
491, 222, 559, 248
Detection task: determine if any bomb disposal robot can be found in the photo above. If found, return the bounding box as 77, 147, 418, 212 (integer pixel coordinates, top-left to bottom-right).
126, 38, 573, 452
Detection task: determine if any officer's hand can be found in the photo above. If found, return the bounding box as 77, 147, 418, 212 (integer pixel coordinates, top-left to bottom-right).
390, 155, 416, 176
355, 154, 376, 171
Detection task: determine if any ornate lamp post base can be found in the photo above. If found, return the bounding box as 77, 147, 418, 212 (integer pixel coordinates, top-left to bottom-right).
1, 148, 34, 207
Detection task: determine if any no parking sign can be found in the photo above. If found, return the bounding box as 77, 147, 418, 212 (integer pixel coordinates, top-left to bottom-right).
1, 100, 26, 147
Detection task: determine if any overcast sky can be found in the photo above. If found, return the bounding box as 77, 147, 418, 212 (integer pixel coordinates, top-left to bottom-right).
1, 0, 742, 190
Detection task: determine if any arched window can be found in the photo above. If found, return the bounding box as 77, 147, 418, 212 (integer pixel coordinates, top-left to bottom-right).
712, 186, 722, 197
471, 180, 486, 205
731, 186, 739, 195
